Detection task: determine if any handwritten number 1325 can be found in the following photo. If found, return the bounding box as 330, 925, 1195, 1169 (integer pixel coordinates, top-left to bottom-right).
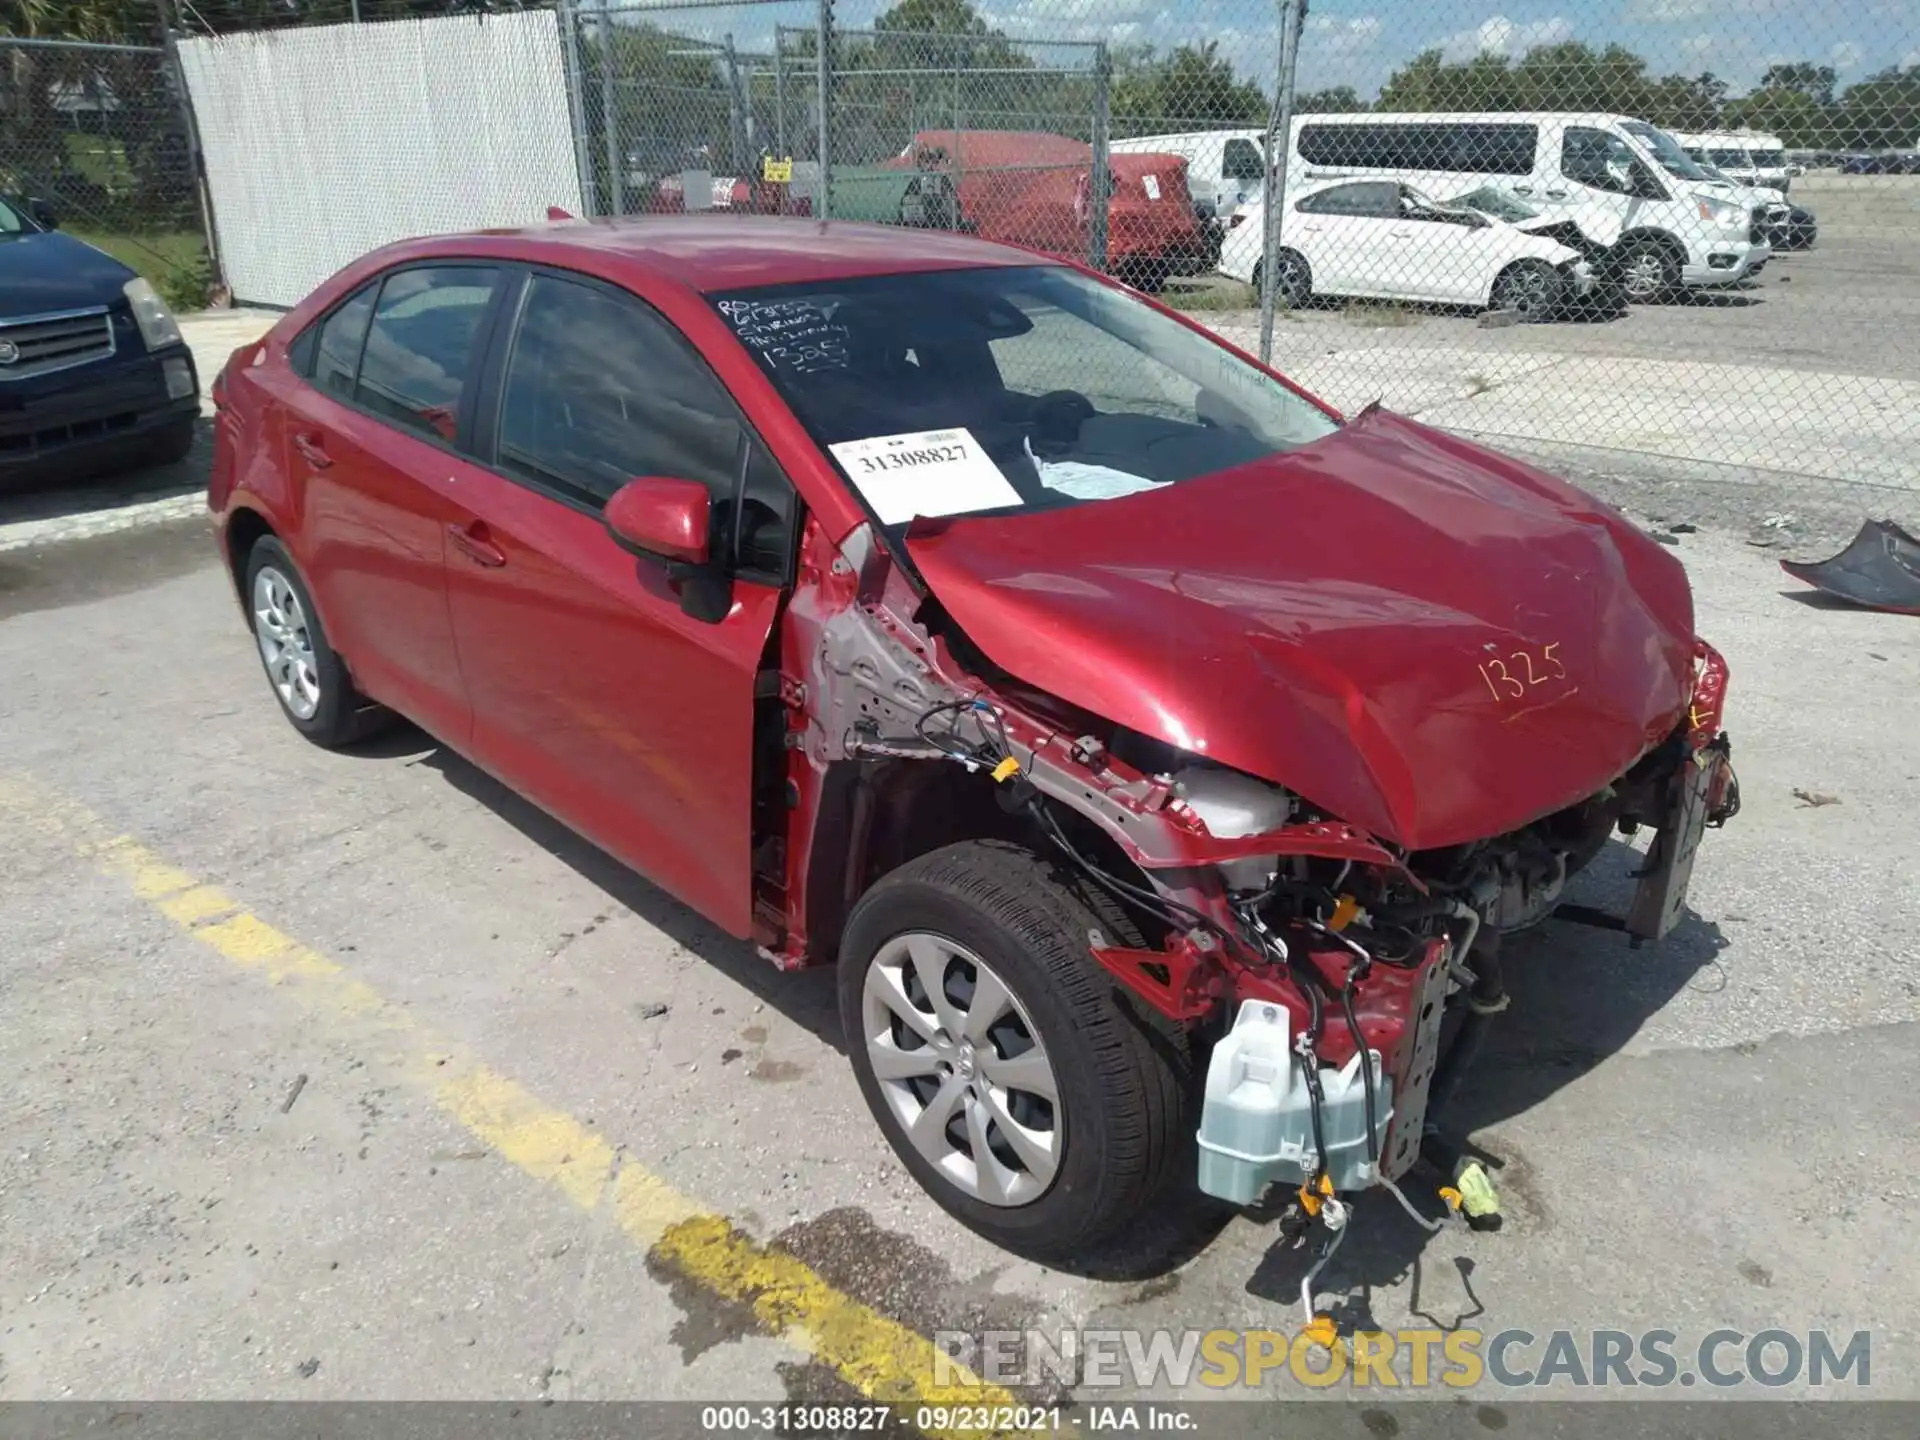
1479, 643, 1566, 702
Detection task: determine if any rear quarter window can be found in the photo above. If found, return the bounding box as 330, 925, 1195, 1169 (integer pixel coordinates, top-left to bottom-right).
354, 267, 499, 443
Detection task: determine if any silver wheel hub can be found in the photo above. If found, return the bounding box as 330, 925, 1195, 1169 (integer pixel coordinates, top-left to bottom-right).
252, 566, 322, 721
1623, 254, 1663, 298
862, 933, 1062, 1208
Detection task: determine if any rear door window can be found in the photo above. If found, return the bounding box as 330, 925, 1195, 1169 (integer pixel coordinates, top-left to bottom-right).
1297, 181, 1399, 218
354, 266, 499, 444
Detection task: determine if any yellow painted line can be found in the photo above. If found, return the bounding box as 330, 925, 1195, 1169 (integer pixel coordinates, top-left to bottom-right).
0, 776, 1019, 1433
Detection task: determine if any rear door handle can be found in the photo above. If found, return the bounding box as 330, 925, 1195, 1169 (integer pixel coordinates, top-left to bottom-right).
1512, 184, 1534, 194
1388, 228, 1413, 238
291, 433, 332, 470
1544, 188, 1568, 198
447, 521, 506, 568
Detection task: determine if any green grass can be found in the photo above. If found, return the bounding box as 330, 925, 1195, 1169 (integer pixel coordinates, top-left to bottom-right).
63, 132, 136, 193
67, 229, 211, 312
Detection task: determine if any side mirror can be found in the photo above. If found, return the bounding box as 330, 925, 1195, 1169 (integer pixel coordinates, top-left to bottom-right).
28, 197, 58, 230
604, 475, 710, 564
605, 476, 732, 623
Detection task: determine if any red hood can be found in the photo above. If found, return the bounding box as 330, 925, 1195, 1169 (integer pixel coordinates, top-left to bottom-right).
907, 410, 1697, 850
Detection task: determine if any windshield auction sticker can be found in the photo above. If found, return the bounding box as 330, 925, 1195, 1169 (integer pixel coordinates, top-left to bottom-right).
828, 428, 1022, 525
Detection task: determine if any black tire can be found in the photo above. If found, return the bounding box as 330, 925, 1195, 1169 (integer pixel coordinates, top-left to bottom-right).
151, 416, 197, 466
1614, 236, 1681, 303
1252, 248, 1312, 310
1489, 259, 1559, 321
242, 536, 390, 747
839, 839, 1189, 1260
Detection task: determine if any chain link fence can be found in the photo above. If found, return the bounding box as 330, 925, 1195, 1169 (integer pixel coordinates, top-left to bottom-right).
0, 35, 212, 308
14, 0, 1918, 486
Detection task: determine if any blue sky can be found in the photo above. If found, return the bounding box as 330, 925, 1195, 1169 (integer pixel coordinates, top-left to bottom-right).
956, 0, 1920, 97
613, 0, 1919, 99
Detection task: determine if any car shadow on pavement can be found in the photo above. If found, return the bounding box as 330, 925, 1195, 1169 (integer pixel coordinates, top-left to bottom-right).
404, 737, 847, 1048
0, 417, 213, 530
1241, 835, 1729, 1325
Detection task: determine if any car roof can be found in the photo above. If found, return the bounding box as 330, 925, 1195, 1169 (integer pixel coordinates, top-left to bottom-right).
381, 214, 1049, 294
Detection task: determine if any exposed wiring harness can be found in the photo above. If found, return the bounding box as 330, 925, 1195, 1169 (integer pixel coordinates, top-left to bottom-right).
900, 697, 1403, 1205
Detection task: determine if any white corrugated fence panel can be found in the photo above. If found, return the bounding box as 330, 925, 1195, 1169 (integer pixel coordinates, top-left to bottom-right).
177, 12, 585, 309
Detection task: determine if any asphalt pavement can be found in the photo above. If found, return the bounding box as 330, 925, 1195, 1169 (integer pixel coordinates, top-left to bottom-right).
1, 501, 1915, 1413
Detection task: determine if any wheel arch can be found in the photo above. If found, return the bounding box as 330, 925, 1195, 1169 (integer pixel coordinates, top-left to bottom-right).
223, 503, 279, 607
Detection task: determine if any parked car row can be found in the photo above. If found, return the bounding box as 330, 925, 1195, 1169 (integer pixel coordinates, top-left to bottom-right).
1205, 111, 1821, 318
612, 111, 1840, 321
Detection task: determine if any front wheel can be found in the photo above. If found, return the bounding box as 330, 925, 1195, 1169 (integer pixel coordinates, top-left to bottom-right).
1252, 248, 1312, 310
1489, 259, 1559, 320
839, 840, 1188, 1259
1614, 237, 1680, 303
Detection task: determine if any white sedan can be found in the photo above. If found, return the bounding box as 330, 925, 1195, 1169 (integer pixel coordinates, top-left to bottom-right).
1219, 178, 1595, 317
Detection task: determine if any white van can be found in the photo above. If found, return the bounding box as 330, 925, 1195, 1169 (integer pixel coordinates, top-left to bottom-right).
1672, 130, 1793, 194
1111, 129, 1267, 217
1286, 111, 1768, 301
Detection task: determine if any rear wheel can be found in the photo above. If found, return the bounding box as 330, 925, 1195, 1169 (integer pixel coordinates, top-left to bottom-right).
244, 537, 389, 748
1489, 259, 1559, 320
839, 839, 1188, 1259
1615, 237, 1680, 303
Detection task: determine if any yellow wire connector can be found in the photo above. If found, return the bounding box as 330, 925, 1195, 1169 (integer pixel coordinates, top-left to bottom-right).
990, 756, 1021, 783
1328, 894, 1360, 931
1297, 1172, 1334, 1216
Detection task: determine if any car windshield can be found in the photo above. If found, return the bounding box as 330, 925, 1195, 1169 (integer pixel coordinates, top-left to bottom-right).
710, 264, 1338, 527
1447, 185, 1538, 222
1623, 122, 1712, 182
1699, 148, 1755, 169
0, 198, 26, 236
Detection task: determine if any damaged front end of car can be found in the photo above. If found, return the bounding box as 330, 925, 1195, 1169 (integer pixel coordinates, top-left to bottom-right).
765, 408, 1740, 1261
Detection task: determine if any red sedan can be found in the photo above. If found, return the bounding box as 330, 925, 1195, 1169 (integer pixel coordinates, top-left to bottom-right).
209, 215, 1737, 1261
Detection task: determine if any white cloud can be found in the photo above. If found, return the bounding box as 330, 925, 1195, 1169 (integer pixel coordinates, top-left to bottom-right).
1623, 0, 1710, 21
1624, 0, 1782, 20
1678, 32, 1714, 61
1905, 49, 1920, 68
1305, 13, 1385, 57
1830, 40, 1865, 72
1438, 14, 1574, 62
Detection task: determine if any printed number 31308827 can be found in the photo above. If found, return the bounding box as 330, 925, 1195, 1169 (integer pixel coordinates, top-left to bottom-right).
1479, 642, 1566, 702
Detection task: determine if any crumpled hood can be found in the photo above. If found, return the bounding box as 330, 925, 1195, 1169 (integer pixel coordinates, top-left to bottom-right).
907, 409, 1697, 850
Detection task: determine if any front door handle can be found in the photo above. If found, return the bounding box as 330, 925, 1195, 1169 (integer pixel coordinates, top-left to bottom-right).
1512, 184, 1534, 194
1544, 188, 1568, 198
447, 521, 506, 568
291, 432, 332, 470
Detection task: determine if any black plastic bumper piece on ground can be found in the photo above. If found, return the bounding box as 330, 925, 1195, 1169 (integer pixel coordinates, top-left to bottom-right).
1780, 519, 1920, 615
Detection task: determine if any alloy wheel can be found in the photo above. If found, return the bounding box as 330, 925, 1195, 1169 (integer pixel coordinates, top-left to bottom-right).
861, 932, 1062, 1207
1621, 252, 1666, 302
252, 566, 322, 720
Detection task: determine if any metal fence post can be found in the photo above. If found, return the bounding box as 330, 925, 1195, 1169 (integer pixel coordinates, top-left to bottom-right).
1090, 42, 1111, 273
596, 0, 623, 216
815, 0, 834, 219
774, 30, 787, 157
1258, 0, 1305, 365
557, 0, 598, 216
723, 35, 749, 172
154, 0, 225, 296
